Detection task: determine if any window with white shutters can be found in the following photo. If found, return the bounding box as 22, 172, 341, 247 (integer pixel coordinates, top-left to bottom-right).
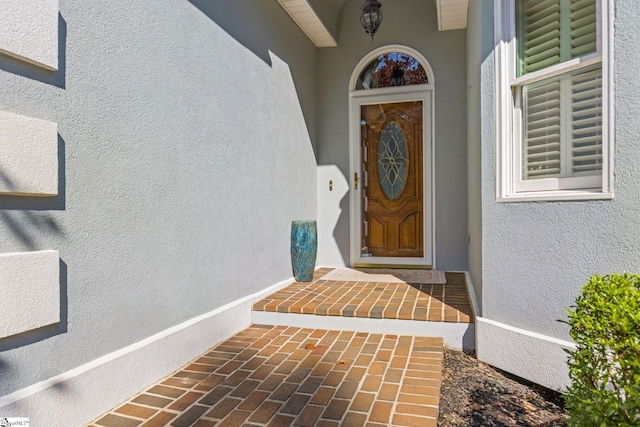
495, 0, 612, 200
517, 0, 597, 76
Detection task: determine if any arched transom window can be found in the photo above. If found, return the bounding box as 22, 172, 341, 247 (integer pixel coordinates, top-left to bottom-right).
355, 52, 428, 90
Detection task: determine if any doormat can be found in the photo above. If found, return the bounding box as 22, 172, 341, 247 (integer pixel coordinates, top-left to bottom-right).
322, 267, 446, 285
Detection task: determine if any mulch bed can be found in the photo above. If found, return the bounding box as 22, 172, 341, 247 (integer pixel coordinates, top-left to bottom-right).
438, 347, 568, 426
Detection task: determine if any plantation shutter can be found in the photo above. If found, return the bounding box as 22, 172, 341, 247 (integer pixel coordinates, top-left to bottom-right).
518, 0, 597, 76
518, 0, 601, 185
522, 66, 602, 181
523, 80, 562, 179
571, 66, 602, 175
570, 0, 597, 57
519, 0, 562, 75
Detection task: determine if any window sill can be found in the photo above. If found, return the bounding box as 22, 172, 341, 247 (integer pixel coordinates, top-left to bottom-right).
497, 190, 614, 203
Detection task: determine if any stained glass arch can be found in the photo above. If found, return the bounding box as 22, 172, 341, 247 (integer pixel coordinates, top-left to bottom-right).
351, 46, 433, 91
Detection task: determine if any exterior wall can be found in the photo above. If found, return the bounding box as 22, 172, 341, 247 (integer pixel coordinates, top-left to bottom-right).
475, 0, 640, 390
0, 0, 318, 418
0, 0, 59, 70
466, 0, 492, 313
316, 0, 468, 270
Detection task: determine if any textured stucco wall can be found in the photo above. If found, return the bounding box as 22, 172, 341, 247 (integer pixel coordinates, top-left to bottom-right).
0, 251, 60, 339
0, 0, 58, 70
0, 111, 58, 196
0, 0, 317, 395
479, 0, 640, 341
316, 0, 468, 270
465, 0, 492, 314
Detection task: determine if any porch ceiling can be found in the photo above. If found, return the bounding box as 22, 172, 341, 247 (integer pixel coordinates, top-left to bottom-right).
277, 0, 338, 48
278, 0, 469, 48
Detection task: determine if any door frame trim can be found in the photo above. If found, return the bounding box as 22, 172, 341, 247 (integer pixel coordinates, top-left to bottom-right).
348, 86, 435, 268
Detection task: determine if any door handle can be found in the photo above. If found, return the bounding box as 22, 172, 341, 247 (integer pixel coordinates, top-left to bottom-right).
354, 173, 359, 190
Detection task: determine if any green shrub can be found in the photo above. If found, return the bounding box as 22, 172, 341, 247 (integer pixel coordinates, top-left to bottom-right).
564, 273, 640, 426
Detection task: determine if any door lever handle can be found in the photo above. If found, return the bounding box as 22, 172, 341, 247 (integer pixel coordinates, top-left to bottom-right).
354, 173, 359, 190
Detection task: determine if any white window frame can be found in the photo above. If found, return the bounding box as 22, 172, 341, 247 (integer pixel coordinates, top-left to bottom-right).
495, 0, 614, 202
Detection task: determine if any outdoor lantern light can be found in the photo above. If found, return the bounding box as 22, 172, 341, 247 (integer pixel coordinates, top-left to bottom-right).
360, 0, 382, 42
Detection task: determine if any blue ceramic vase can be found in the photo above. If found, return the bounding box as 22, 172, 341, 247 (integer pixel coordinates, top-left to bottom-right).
291, 220, 317, 282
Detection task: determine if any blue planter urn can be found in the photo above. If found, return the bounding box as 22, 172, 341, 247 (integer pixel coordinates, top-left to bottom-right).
291, 220, 317, 282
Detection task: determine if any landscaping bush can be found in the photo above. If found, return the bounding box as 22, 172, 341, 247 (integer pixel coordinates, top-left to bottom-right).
564, 273, 640, 426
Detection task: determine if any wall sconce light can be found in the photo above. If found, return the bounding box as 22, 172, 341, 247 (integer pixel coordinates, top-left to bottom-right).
360, 0, 382, 42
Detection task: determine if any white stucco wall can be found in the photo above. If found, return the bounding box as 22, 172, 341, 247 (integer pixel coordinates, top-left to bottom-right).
0, 0, 59, 70
0, 251, 60, 339
474, 0, 640, 390
316, 0, 468, 270
0, 111, 58, 196
0, 0, 317, 404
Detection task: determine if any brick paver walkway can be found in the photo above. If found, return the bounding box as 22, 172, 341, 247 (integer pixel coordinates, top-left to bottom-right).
88, 325, 443, 427
253, 270, 473, 323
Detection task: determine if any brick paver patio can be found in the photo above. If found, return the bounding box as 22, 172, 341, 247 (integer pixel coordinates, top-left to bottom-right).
88, 325, 443, 427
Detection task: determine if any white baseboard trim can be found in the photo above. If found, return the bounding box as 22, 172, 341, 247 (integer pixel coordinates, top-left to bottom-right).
252, 311, 475, 349
0, 275, 295, 426
476, 316, 576, 392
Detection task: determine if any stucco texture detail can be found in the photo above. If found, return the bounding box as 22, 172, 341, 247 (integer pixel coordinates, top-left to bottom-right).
0, 111, 58, 196
0, 0, 317, 395
477, 318, 572, 391
0, 250, 60, 339
0, 0, 59, 70
465, 0, 494, 314
317, 165, 349, 267
316, 0, 468, 270
478, 0, 640, 343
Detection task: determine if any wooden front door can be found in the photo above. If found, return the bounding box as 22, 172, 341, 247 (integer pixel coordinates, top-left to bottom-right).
361, 101, 423, 257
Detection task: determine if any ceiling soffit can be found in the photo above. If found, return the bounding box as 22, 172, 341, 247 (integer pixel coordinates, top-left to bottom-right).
278, 0, 468, 48
277, 0, 337, 47
437, 0, 469, 31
